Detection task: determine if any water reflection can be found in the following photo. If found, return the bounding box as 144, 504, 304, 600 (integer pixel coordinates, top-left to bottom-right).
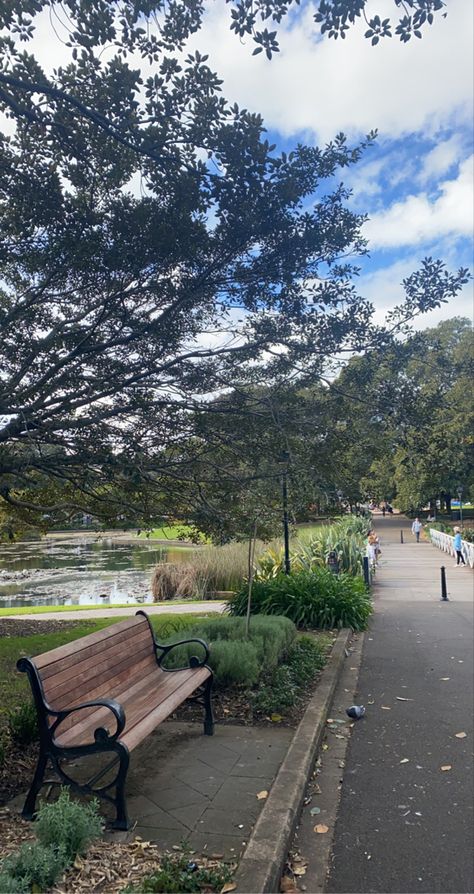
0, 537, 192, 608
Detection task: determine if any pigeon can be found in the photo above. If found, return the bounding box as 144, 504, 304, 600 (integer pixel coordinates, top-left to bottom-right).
346, 705, 366, 719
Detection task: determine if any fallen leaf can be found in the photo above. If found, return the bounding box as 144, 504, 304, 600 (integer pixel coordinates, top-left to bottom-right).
381, 706, 391, 710
310, 806, 321, 815
271, 713, 283, 723
73, 856, 83, 870
280, 877, 298, 893
396, 697, 414, 701
314, 824, 329, 834
257, 790, 268, 800
221, 884, 237, 894
400, 758, 410, 764
440, 765, 452, 771
455, 732, 467, 739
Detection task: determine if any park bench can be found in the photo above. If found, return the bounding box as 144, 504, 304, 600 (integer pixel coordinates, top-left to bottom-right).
17, 610, 213, 830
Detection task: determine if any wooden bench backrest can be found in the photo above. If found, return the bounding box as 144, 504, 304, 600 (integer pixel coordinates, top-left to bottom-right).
33, 614, 156, 716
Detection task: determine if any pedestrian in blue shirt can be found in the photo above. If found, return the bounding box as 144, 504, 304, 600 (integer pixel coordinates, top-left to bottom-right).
453, 527, 466, 566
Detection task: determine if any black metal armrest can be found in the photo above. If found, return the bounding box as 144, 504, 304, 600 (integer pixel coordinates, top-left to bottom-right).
48, 698, 126, 744
155, 638, 210, 670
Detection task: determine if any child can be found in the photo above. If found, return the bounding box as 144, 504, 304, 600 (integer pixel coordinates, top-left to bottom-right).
453, 527, 466, 566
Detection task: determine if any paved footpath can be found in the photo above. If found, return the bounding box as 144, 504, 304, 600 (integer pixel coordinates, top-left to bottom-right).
327, 516, 473, 894
4, 600, 226, 621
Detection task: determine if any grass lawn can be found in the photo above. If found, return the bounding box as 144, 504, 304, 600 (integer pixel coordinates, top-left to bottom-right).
138, 524, 207, 542
0, 613, 211, 732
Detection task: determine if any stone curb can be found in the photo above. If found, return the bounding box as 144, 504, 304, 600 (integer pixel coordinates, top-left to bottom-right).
234, 628, 352, 894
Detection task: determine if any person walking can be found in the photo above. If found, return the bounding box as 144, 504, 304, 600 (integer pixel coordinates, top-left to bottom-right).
411, 518, 423, 543
453, 527, 466, 566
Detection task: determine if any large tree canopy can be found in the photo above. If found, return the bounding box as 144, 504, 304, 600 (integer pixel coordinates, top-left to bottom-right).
0, 1, 468, 530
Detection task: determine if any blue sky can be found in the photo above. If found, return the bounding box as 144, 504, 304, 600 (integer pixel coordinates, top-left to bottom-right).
186, 0, 473, 330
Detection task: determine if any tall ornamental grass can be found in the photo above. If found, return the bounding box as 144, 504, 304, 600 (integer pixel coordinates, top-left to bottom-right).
152, 540, 266, 600
257, 515, 369, 580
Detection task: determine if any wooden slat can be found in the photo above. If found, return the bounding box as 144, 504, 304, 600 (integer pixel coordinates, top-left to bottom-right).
43, 630, 154, 703
40, 622, 152, 681
53, 665, 162, 746
54, 666, 209, 749
122, 668, 210, 752
34, 615, 147, 670
47, 653, 158, 733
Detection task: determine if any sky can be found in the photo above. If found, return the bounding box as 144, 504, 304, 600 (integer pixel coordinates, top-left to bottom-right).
4, 0, 473, 332
185, 0, 474, 330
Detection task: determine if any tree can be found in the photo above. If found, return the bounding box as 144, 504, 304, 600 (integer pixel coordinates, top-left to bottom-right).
0, 7, 468, 529
330, 318, 474, 512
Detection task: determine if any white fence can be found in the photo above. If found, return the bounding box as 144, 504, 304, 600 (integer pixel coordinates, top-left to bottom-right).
429, 529, 474, 568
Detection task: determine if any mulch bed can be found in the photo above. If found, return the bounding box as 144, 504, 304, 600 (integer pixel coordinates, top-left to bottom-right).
0, 808, 234, 893
0, 618, 96, 638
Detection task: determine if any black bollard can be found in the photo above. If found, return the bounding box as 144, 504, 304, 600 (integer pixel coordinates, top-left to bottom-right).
363, 556, 371, 588
440, 566, 449, 601
400, 530, 404, 544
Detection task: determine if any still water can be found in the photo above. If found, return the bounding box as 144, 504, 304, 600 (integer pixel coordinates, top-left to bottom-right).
0, 536, 192, 608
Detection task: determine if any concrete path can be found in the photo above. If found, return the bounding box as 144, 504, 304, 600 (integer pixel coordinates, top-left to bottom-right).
8, 722, 292, 861
326, 516, 474, 894
4, 601, 226, 621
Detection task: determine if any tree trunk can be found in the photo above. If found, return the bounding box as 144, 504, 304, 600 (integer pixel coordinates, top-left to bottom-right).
245, 518, 258, 638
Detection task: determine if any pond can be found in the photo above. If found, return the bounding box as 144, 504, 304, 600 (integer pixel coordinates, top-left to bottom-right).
0, 536, 193, 608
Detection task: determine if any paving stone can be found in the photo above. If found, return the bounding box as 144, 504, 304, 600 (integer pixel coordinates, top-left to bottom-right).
179, 774, 226, 798
172, 760, 226, 787
168, 801, 208, 830
230, 757, 280, 777
126, 794, 166, 819
131, 825, 190, 851
186, 830, 246, 861
210, 776, 268, 810
147, 780, 210, 812
197, 806, 256, 836
135, 807, 188, 832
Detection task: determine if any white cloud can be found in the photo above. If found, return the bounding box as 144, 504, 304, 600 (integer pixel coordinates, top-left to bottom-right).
364, 155, 474, 248
187, 0, 473, 143
418, 134, 467, 184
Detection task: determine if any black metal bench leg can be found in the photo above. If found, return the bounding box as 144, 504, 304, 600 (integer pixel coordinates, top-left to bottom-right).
203, 675, 214, 736
22, 750, 48, 820
111, 744, 130, 831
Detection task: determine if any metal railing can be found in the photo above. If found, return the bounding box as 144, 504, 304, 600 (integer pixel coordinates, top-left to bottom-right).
429, 529, 474, 569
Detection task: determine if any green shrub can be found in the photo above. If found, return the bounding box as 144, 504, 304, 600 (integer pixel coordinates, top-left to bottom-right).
252, 634, 331, 714
125, 850, 232, 893
0, 872, 29, 893
162, 615, 296, 686
1, 842, 68, 891
8, 701, 38, 745
151, 614, 204, 640
35, 789, 103, 861
229, 569, 372, 630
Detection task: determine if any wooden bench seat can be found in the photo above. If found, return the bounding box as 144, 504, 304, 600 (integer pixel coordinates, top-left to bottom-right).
17, 611, 213, 829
